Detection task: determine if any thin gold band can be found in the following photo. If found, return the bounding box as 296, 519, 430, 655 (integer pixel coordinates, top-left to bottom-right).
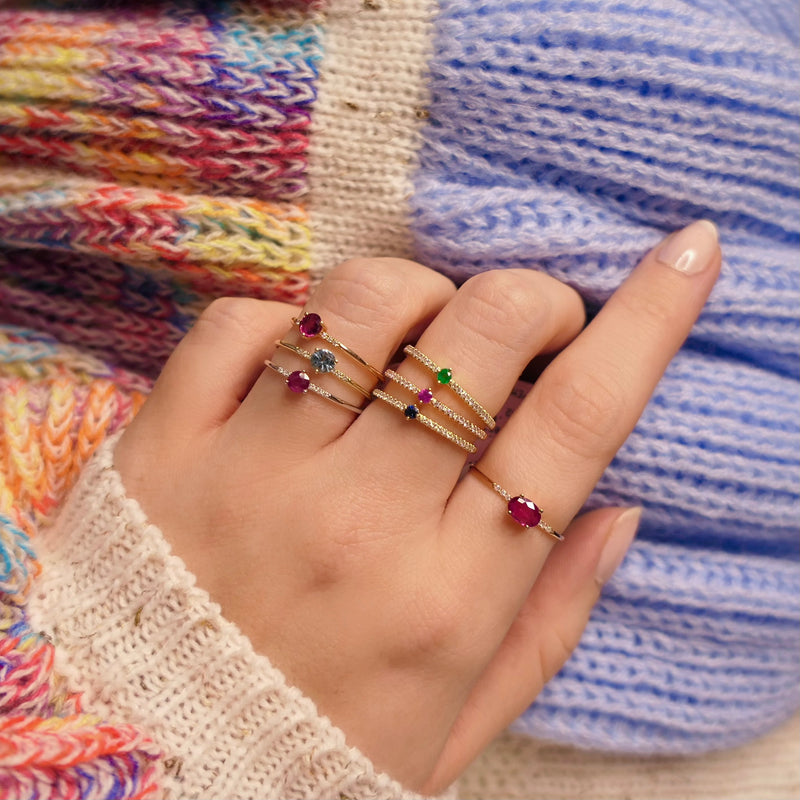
372, 389, 477, 453
384, 369, 487, 439
292, 315, 384, 380
265, 361, 364, 414
403, 345, 496, 429
276, 340, 373, 399
470, 464, 563, 541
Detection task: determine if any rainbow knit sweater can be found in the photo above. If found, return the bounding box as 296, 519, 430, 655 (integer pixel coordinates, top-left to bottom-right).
0, 0, 798, 798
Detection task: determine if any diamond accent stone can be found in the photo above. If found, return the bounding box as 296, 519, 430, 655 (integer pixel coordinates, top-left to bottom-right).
298, 312, 323, 338
437, 368, 452, 385
404, 404, 419, 419
286, 370, 310, 393
310, 348, 336, 373
418, 388, 433, 404
507, 496, 542, 528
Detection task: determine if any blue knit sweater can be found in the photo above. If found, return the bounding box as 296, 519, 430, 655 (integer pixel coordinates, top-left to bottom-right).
412, 0, 800, 752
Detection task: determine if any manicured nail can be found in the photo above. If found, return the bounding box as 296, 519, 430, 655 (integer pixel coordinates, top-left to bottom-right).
656, 219, 719, 275
595, 507, 642, 586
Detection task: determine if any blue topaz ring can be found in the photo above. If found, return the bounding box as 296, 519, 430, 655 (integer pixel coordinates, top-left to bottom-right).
276, 340, 372, 399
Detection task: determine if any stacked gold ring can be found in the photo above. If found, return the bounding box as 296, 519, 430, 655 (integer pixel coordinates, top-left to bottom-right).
383, 369, 487, 440
265, 361, 364, 414
293, 312, 383, 380
372, 389, 477, 453
403, 345, 496, 430
276, 340, 372, 399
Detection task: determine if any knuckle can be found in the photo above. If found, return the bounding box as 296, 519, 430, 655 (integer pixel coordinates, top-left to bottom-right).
542, 359, 626, 460
193, 296, 264, 343
323, 259, 418, 328
394, 588, 464, 662
615, 281, 676, 335
457, 269, 551, 349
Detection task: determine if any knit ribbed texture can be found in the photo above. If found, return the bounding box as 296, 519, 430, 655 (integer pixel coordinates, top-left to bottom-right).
306, 0, 436, 276
26, 435, 424, 800
459, 713, 800, 800
0, 326, 157, 798
0, 0, 323, 378
1, 0, 799, 796
411, 0, 800, 753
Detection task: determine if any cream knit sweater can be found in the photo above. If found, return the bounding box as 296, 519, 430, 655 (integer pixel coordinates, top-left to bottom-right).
27, 436, 427, 800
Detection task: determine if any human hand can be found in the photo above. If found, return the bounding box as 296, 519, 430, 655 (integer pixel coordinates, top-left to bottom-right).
114, 220, 720, 794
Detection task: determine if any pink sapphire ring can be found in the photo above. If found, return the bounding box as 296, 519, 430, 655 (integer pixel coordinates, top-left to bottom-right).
265, 361, 365, 414
469, 465, 563, 541
383, 369, 487, 440
293, 312, 384, 381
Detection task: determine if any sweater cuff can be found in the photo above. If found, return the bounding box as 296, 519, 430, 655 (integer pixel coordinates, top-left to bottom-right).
28, 434, 425, 800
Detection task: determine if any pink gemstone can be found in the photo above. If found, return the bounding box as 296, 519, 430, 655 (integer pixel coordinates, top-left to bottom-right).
286, 370, 310, 393
507, 496, 541, 528
298, 312, 323, 338
418, 388, 433, 404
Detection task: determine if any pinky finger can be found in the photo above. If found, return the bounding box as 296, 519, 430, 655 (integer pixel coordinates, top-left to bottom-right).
423, 506, 642, 795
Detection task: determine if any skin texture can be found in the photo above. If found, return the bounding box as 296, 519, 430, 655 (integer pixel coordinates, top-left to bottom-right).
115, 221, 722, 794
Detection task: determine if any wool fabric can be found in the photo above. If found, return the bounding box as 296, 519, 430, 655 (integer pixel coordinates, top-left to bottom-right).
410, 0, 800, 753
0, 0, 798, 797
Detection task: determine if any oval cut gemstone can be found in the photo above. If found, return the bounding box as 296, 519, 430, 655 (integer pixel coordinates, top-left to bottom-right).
417, 388, 433, 404
298, 312, 323, 338
404, 404, 419, 419
436, 368, 452, 385
286, 370, 310, 393
507, 496, 541, 528
310, 348, 336, 373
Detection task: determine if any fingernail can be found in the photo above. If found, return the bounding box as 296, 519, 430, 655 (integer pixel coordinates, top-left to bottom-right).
595, 507, 642, 586
656, 219, 719, 275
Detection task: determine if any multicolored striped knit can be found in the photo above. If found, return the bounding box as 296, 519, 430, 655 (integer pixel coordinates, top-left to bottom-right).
1, 0, 798, 797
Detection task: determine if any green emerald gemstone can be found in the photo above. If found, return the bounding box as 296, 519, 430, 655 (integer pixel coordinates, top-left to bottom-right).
437, 367, 452, 385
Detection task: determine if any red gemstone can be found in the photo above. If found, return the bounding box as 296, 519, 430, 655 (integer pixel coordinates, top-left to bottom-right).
418, 388, 433, 404
286, 370, 310, 393
298, 312, 323, 338
507, 496, 541, 528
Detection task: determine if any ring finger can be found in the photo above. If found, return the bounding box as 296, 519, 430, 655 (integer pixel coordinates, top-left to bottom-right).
346, 268, 586, 515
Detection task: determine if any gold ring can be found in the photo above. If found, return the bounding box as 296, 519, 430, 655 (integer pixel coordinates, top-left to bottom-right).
276, 340, 372, 399
294, 312, 384, 380
383, 369, 487, 439
372, 389, 477, 453
265, 361, 365, 414
403, 345, 495, 429
470, 464, 562, 540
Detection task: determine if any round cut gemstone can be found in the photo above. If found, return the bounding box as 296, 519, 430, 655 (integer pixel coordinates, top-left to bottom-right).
437, 367, 452, 385
286, 370, 310, 393
298, 312, 323, 338
310, 348, 336, 373
404, 404, 419, 419
507, 496, 542, 528
418, 388, 433, 404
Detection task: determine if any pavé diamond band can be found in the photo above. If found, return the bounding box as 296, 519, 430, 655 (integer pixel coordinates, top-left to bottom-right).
265, 361, 365, 414
403, 345, 496, 430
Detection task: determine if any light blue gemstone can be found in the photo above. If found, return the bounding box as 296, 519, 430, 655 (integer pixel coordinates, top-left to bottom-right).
310, 348, 336, 373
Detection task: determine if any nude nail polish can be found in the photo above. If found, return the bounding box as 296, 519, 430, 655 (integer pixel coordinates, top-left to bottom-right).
595, 507, 642, 586
656, 220, 719, 275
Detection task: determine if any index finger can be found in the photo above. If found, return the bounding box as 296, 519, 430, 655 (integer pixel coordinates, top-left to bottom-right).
444, 220, 721, 609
